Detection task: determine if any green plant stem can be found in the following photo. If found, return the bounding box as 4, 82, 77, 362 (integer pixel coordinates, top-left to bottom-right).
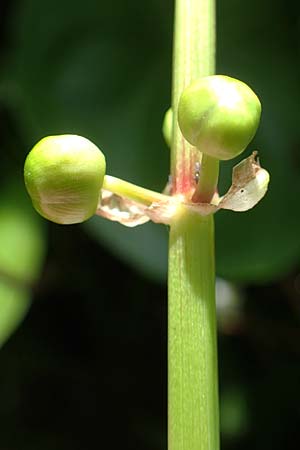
171, 0, 215, 196
168, 0, 219, 450
102, 175, 168, 206
169, 209, 219, 450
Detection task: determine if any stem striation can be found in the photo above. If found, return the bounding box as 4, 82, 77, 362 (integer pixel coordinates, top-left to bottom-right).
168, 0, 219, 449
168, 210, 219, 450
171, 0, 215, 196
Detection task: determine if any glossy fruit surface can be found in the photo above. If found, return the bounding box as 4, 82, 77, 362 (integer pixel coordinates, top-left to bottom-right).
178, 75, 261, 160
24, 134, 106, 224
162, 107, 173, 147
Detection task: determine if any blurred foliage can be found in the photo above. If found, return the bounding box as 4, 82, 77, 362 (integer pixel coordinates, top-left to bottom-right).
216, 0, 300, 281
0, 0, 299, 449
1, 0, 299, 283
0, 181, 45, 347
2, 0, 172, 280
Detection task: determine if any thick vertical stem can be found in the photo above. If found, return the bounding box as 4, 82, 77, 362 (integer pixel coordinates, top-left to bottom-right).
168, 210, 219, 450
171, 0, 215, 196
168, 0, 219, 449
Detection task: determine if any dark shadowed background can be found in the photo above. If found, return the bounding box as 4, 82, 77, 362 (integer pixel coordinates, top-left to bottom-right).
0, 0, 299, 449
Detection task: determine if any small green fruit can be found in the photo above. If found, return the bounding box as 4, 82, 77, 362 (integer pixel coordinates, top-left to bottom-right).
178, 75, 261, 160
24, 134, 106, 224
162, 107, 173, 147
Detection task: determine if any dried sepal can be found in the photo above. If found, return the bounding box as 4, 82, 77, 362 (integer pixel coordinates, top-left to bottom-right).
182, 152, 269, 216
96, 190, 150, 227
218, 152, 270, 212
96, 152, 270, 227
96, 190, 182, 227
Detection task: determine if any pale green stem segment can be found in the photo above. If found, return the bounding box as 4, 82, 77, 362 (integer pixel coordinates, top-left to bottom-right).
171, 0, 215, 195
169, 0, 219, 449
193, 155, 219, 203
102, 175, 168, 206
168, 210, 219, 450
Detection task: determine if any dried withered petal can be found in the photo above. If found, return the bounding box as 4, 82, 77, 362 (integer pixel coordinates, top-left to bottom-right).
96, 152, 270, 227
219, 152, 270, 212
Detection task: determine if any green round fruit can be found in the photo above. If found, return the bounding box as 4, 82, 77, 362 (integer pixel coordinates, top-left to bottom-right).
24, 134, 106, 224
178, 75, 261, 160
162, 107, 173, 147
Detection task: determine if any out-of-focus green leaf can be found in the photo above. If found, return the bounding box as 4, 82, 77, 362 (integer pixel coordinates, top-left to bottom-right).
0, 187, 45, 283
2, 0, 300, 282
87, 217, 168, 281
220, 385, 249, 439
0, 182, 45, 347
0, 282, 31, 348
2, 0, 171, 280
215, 0, 300, 281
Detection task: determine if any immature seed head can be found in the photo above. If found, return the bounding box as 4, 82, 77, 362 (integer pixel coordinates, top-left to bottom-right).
24, 134, 106, 224
178, 75, 261, 160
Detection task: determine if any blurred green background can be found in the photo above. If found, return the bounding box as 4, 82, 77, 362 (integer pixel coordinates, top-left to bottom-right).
0, 0, 299, 448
